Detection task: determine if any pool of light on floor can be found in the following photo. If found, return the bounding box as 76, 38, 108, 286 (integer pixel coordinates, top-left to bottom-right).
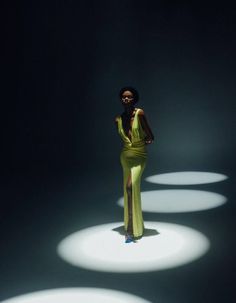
145, 171, 228, 185
117, 190, 227, 213
0, 288, 152, 303
57, 222, 210, 273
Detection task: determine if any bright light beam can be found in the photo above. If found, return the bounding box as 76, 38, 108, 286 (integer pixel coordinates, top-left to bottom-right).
57, 222, 210, 273
117, 189, 227, 213
0, 288, 152, 303
145, 171, 228, 185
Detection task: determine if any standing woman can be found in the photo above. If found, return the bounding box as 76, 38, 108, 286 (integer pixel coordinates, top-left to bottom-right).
115, 86, 154, 243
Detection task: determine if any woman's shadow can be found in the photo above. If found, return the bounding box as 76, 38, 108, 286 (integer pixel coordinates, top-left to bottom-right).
112, 225, 160, 238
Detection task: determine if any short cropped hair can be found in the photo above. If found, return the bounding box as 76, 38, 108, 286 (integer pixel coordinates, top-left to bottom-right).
119, 86, 139, 104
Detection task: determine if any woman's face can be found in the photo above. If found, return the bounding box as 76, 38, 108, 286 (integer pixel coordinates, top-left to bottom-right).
121, 90, 134, 105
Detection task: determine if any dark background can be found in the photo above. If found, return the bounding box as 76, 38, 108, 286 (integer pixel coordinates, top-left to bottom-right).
1, 1, 236, 302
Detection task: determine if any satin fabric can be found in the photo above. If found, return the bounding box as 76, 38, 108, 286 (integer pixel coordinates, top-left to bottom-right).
117, 108, 147, 238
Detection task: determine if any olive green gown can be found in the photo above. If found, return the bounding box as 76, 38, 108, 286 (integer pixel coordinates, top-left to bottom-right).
117, 108, 147, 238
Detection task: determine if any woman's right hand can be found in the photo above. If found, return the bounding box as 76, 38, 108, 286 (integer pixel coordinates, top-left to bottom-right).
145, 137, 154, 144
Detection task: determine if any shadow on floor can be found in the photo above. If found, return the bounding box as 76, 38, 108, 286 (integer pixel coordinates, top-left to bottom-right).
112, 225, 160, 237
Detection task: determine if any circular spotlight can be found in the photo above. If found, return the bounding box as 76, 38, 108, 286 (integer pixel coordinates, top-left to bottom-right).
57, 222, 210, 273
145, 171, 228, 185
0, 288, 152, 303
117, 190, 227, 213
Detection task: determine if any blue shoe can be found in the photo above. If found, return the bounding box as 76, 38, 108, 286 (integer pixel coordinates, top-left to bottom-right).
125, 234, 134, 243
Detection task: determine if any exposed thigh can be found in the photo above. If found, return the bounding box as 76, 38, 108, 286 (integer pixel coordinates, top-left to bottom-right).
126, 173, 132, 189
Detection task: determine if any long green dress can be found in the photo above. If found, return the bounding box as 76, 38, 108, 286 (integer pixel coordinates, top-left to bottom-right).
117, 108, 147, 238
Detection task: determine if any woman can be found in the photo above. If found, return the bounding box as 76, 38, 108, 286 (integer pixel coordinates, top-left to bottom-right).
115, 86, 154, 243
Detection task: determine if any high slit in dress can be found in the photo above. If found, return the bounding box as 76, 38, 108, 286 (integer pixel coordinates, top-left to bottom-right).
117, 108, 147, 238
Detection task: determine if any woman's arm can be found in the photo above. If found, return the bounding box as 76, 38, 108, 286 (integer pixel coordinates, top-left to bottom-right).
138, 109, 154, 144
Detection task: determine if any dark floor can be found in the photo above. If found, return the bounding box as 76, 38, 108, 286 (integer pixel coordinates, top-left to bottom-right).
0, 161, 235, 302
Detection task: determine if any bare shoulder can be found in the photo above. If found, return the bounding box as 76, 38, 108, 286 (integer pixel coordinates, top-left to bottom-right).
137, 108, 145, 116
115, 114, 120, 123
